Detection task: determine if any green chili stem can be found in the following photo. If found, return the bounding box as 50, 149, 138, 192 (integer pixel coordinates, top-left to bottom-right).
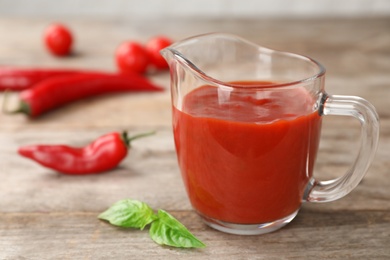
122, 131, 156, 147
2, 90, 30, 115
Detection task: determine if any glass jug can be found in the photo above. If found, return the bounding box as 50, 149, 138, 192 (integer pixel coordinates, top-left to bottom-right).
161, 33, 379, 235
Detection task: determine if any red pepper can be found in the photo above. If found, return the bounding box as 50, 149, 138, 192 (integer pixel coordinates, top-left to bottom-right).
18, 131, 154, 175
0, 67, 80, 91
5, 72, 163, 117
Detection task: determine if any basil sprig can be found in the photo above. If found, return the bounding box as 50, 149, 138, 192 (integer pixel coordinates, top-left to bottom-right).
149, 210, 206, 248
98, 199, 205, 249
98, 199, 157, 229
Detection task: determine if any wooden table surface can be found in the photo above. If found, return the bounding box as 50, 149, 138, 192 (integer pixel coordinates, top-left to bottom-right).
0, 16, 389, 259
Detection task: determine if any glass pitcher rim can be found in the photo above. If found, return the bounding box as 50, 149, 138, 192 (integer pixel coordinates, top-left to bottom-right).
163, 32, 326, 89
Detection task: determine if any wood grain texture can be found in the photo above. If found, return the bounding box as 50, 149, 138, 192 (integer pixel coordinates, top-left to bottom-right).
0, 17, 389, 259
0, 210, 389, 259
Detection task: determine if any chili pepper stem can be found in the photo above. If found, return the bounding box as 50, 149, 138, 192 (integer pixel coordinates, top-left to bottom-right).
122, 131, 156, 147
2, 90, 30, 115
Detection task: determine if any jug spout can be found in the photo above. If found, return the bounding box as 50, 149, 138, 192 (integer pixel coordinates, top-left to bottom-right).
160, 47, 176, 69
161, 33, 324, 93
160, 33, 280, 86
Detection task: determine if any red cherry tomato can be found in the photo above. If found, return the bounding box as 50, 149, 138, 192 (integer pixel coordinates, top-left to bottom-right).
145, 36, 173, 70
115, 41, 149, 74
44, 23, 73, 56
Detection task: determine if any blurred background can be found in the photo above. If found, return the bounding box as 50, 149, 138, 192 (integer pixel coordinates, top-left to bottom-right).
0, 0, 390, 19
1, 0, 389, 82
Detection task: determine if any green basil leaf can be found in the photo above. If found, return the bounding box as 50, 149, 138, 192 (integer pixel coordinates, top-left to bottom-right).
149, 210, 205, 248
98, 199, 157, 230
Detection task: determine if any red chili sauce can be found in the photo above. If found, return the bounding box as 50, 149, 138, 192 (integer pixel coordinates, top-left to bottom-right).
173, 81, 322, 224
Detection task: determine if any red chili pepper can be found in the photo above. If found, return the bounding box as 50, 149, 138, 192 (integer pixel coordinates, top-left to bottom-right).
18, 131, 154, 175
4, 72, 163, 117
0, 67, 80, 91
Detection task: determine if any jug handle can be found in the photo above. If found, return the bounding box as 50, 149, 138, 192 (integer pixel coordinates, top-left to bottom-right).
304, 94, 379, 202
